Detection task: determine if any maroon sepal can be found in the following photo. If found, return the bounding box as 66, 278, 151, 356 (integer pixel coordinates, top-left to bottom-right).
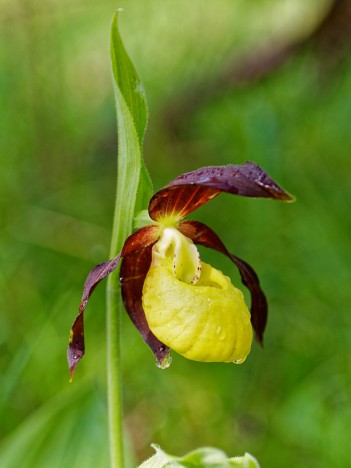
120, 245, 171, 366
179, 220, 267, 345
121, 225, 160, 256
68, 255, 121, 379
149, 185, 220, 222
149, 161, 294, 221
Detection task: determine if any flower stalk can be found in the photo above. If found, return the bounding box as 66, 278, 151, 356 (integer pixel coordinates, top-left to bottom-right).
106, 10, 153, 467
106, 190, 128, 467
106, 272, 124, 468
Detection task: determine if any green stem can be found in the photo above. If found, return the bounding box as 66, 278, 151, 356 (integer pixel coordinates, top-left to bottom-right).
106, 177, 128, 467
106, 12, 152, 466
106, 271, 124, 468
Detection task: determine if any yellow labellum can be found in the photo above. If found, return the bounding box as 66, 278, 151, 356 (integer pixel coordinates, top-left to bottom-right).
142, 238, 253, 363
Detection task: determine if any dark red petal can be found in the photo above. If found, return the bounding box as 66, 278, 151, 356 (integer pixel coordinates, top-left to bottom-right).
120, 244, 171, 366
149, 185, 220, 222
121, 225, 160, 256
67, 255, 121, 379
149, 161, 294, 221
67, 226, 160, 379
179, 220, 267, 345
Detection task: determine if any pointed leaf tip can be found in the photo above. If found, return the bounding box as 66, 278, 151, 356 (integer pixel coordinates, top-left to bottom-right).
111, 9, 148, 146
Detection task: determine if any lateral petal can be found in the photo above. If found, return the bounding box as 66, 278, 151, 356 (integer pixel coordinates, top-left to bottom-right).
67, 225, 160, 378
121, 225, 160, 256
149, 161, 294, 221
67, 255, 121, 379
179, 220, 267, 344
120, 244, 171, 367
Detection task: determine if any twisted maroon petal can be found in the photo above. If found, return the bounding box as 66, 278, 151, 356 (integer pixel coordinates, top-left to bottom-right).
67, 225, 160, 379
149, 161, 294, 221
68, 255, 121, 379
179, 220, 268, 345
120, 245, 170, 366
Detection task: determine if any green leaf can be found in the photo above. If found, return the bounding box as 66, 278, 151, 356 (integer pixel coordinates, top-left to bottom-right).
106, 12, 155, 465
111, 10, 148, 146
229, 453, 260, 468
139, 444, 260, 468
110, 9, 153, 256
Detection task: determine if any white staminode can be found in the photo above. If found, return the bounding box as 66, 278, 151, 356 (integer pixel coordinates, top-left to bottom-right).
153, 227, 201, 284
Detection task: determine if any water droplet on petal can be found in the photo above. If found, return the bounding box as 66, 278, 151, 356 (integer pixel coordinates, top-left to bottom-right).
233, 357, 245, 364
156, 353, 172, 369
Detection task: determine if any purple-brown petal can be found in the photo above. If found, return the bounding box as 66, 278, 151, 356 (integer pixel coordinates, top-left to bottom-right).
121, 225, 160, 256
67, 255, 121, 379
148, 161, 294, 221
149, 185, 220, 222
120, 245, 171, 366
67, 226, 160, 379
179, 220, 267, 345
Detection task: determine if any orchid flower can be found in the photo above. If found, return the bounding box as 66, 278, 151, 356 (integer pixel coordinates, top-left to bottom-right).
67, 161, 293, 378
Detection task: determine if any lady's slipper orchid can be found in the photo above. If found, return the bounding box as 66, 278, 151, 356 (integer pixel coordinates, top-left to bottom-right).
67, 162, 293, 377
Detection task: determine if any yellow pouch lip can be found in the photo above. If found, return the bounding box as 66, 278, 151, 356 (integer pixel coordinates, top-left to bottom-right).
142, 251, 253, 364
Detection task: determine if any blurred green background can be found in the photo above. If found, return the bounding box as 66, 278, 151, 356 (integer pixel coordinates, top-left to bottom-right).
1, 0, 351, 466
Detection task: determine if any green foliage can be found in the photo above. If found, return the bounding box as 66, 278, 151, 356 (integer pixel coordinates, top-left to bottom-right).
0, 381, 109, 468
106, 11, 154, 466
139, 445, 259, 468
109, 9, 153, 256
111, 11, 148, 146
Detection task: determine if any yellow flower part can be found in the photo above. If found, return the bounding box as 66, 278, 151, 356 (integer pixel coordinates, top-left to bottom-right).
142, 228, 253, 363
